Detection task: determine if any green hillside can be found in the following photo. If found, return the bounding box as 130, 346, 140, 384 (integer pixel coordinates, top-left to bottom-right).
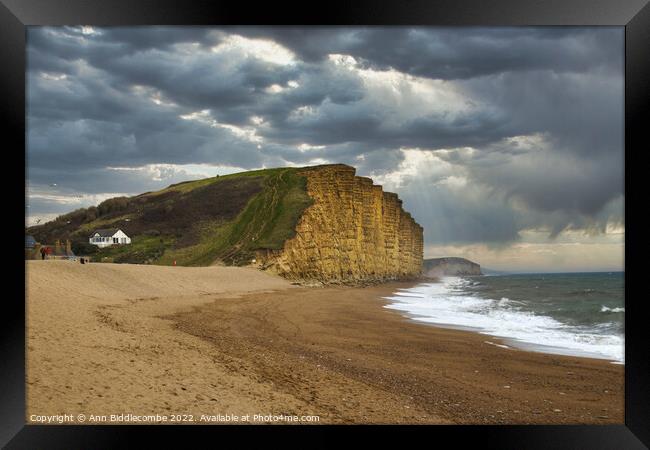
27, 167, 313, 266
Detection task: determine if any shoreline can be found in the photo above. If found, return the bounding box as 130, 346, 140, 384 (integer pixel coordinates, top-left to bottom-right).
395, 310, 623, 364
353, 276, 621, 364
168, 281, 623, 424
384, 277, 624, 364
26, 262, 623, 424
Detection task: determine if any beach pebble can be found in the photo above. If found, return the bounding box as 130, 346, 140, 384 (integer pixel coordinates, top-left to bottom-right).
503, 385, 511, 389
553, 409, 562, 412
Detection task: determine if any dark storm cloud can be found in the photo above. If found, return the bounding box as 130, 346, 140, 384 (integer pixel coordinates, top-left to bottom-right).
26, 26, 624, 244
28, 165, 202, 196
382, 170, 521, 244
450, 68, 624, 230
27, 26, 221, 62
231, 27, 623, 79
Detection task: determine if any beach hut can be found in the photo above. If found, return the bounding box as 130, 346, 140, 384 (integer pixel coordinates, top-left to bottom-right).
89, 228, 131, 248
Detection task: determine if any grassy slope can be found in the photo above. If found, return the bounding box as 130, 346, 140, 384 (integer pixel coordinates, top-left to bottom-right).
157, 168, 312, 266
27, 167, 313, 266
92, 235, 176, 264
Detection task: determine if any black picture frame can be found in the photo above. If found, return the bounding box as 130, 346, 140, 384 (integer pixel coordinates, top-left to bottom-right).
3, 1, 648, 448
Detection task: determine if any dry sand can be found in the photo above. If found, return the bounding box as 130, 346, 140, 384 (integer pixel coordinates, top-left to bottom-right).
26, 260, 623, 424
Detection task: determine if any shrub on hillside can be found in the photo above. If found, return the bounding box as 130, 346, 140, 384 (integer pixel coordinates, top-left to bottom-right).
71, 241, 98, 255
84, 206, 97, 222
56, 208, 88, 225
97, 196, 130, 216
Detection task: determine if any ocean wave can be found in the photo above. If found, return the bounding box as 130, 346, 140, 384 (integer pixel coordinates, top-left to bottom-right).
567, 288, 607, 296
495, 297, 526, 307
383, 277, 624, 362
497, 297, 510, 307
600, 306, 625, 313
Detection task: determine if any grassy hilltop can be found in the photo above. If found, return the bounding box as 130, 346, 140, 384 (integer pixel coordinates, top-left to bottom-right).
27, 167, 313, 266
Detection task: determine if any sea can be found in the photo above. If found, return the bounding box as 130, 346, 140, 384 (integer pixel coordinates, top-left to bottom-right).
383, 272, 625, 363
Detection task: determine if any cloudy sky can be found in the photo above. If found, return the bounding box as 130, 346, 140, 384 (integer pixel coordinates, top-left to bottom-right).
26, 26, 624, 272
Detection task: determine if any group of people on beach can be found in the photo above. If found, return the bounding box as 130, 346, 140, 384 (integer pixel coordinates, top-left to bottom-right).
38, 246, 88, 264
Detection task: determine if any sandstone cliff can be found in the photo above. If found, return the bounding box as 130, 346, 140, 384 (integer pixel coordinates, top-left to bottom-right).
256, 164, 423, 283
28, 164, 423, 284
423, 257, 482, 277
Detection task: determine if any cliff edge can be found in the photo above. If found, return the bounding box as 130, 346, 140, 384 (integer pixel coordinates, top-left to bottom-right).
256, 165, 423, 283
28, 164, 423, 284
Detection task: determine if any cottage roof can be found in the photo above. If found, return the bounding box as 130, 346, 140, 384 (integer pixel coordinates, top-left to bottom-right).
90, 228, 121, 238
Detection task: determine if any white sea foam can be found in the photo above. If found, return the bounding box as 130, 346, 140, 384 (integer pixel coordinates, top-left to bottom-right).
383, 277, 624, 363
484, 340, 511, 349
601, 305, 625, 313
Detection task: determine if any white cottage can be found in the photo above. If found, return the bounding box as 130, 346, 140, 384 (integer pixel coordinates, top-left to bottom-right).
89, 228, 131, 248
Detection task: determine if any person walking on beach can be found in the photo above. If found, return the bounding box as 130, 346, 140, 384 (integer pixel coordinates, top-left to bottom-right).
40, 247, 46, 260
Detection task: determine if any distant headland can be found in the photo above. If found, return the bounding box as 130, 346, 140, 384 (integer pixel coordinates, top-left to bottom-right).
423, 257, 482, 277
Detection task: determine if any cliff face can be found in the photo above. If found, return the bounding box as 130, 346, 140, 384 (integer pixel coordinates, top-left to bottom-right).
423, 257, 482, 277
256, 164, 423, 283
28, 163, 423, 280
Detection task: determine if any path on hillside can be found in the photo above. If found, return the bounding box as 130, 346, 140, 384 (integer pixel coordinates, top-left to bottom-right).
217, 170, 286, 264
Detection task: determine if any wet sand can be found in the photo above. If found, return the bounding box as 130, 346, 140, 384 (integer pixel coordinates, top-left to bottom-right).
26, 261, 623, 424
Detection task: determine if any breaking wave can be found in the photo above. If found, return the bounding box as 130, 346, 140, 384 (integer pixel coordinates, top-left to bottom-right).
383, 277, 624, 363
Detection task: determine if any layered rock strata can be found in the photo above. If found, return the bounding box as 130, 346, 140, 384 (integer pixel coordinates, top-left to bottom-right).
256, 164, 423, 283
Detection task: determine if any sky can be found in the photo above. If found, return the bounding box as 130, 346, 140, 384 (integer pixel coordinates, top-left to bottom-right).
26, 26, 624, 272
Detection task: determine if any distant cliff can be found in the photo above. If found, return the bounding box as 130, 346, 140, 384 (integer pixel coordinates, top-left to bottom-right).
423, 257, 482, 277
256, 164, 424, 283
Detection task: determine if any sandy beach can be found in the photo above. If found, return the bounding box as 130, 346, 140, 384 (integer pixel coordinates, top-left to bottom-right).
26, 261, 623, 424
